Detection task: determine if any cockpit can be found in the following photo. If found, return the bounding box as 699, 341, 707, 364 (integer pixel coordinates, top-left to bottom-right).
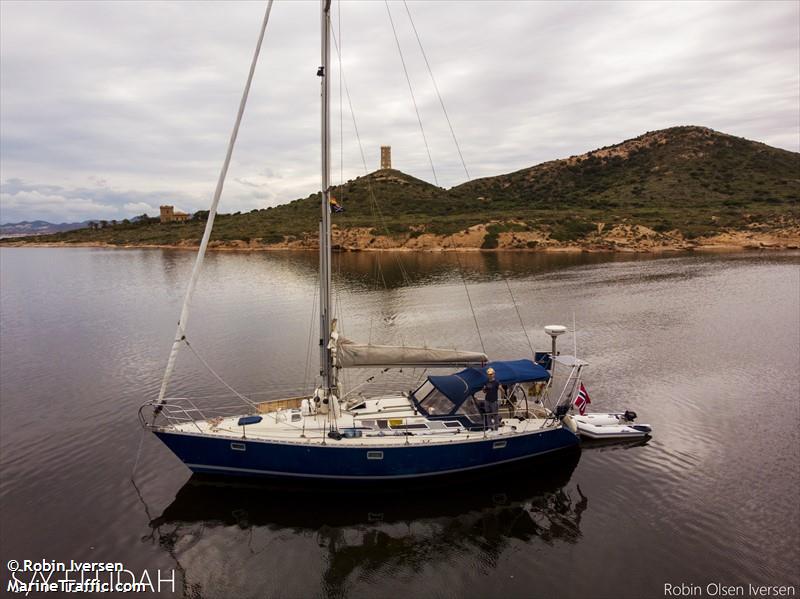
411, 359, 551, 430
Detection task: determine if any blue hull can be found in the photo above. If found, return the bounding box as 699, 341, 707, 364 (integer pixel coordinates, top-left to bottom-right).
154, 427, 580, 480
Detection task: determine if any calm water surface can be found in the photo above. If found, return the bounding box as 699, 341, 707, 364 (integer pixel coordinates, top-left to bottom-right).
1, 248, 798, 598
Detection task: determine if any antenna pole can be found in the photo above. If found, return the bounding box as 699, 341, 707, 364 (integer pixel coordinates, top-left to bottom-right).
544, 325, 567, 376
572, 311, 578, 359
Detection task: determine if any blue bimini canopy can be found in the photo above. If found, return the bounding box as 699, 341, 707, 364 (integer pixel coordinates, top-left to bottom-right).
420, 359, 550, 416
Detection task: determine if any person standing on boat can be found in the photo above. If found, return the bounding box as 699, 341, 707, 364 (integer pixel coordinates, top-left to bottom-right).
483, 367, 501, 431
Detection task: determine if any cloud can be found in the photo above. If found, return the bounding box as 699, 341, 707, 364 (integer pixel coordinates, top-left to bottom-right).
0, 180, 197, 223
0, 189, 117, 223
122, 202, 157, 215
1, 0, 798, 222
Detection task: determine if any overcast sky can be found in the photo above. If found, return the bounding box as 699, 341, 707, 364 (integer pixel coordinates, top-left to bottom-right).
1, 0, 798, 223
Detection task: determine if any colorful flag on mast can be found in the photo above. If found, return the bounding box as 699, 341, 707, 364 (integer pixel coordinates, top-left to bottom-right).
329, 196, 344, 213
573, 383, 592, 415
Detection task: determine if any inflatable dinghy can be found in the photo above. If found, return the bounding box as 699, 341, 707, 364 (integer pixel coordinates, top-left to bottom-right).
572, 411, 652, 440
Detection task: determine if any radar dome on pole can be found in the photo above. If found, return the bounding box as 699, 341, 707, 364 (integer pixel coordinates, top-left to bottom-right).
544, 325, 567, 372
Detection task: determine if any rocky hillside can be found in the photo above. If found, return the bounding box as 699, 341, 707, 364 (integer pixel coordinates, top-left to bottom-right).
4, 126, 798, 251
450, 126, 798, 238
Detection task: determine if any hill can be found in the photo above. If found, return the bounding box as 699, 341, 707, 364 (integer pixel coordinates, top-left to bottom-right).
3, 126, 798, 251
0, 220, 90, 238
450, 126, 798, 241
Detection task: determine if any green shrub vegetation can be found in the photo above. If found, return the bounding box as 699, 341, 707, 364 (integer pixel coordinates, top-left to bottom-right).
481, 232, 499, 249
549, 218, 596, 242
5, 127, 797, 247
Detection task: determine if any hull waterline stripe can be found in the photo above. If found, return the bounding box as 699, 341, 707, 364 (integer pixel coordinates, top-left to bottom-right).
184, 445, 572, 480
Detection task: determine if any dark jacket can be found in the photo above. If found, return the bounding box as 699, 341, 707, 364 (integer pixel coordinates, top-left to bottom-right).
483, 379, 499, 404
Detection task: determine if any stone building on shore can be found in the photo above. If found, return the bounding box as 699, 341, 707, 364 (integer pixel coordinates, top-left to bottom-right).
160, 205, 190, 223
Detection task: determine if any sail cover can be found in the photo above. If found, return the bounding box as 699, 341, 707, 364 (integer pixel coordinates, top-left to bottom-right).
336, 338, 488, 368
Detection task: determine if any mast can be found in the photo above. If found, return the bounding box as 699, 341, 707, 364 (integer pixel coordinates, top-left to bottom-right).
318, 0, 333, 394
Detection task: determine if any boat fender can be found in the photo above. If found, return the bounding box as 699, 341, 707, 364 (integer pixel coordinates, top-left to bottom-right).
562, 414, 578, 434
624, 410, 637, 422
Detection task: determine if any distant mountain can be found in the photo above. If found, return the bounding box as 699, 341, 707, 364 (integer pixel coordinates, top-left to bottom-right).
0, 220, 90, 238
2, 126, 798, 249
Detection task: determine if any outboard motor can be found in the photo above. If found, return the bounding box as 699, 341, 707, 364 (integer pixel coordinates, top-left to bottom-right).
623, 410, 637, 422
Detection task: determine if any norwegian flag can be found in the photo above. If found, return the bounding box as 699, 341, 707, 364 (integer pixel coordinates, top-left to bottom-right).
573, 383, 592, 415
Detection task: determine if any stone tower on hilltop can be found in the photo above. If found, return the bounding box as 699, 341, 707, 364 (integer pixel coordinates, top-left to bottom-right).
380, 146, 391, 170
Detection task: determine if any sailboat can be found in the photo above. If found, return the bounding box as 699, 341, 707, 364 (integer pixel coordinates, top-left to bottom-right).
139, 0, 581, 480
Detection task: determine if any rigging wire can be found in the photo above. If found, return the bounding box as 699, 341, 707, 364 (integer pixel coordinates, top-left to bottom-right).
303, 280, 320, 395
183, 339, 257, 408
130, 427, 146, 480
129, 476, 191, 591
396, 4, 544, 359
504, 277, 535, 358
383, 0, 439, 187
157, 385, 309, 402
380, 4, 486, 354
156, 0, 274, 404
338, 0, 344, 197
454, 251, 486, 354
333, 0, 351, 398
331, 18, 479, 358
340, 367, 394, 400
330, 27, 413, 291
402, 0, 470, 181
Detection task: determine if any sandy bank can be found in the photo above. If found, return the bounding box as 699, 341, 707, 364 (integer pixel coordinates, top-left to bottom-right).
3, 223, 799, 253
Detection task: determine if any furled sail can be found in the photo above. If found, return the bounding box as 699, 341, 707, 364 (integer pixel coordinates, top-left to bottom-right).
335, 337, 488, 369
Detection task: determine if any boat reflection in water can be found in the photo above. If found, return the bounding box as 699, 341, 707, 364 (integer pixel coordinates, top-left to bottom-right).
148, 450, 591, 596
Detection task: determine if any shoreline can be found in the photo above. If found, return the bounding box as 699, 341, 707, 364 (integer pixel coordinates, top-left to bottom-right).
1, 239, 798, 253
3, 223, 798, 254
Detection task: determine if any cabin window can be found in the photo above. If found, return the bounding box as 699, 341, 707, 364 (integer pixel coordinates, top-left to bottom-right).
456, 395, 482, 419
413, 380, 435, 401
367, 451, 384, 460
231, 442, 246, 451
493, 441, 507, 449
419, 388, 455, 415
